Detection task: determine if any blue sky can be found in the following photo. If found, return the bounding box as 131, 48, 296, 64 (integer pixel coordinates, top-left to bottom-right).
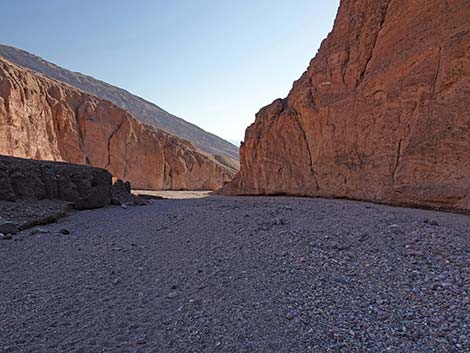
0, 0, 339, 143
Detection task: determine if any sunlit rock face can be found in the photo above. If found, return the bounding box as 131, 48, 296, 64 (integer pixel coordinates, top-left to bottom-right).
0, 58, 234, 190
221, 0, 470, 212
0, 44, 240, 172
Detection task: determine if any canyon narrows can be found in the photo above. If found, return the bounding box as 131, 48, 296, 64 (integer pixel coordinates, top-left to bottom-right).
221, 0, 470, 213
1, 1, 470, 352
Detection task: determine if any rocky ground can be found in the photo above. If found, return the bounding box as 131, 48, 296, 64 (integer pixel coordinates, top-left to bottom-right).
0, 196, 469, 353
0, 200, 70, 233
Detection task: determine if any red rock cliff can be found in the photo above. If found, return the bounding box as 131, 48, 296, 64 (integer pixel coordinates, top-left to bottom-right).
0, 58, 233, 190
221, 0, 470, 212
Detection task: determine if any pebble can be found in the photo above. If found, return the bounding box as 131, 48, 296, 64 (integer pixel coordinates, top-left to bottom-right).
30, 228, 49, 235
274, 217, 286, 225
59, 228, 71, 235
0, 233, 12, 240
168, 291, 178, 299
286, 311, 296, 320
0, 221, 19, 234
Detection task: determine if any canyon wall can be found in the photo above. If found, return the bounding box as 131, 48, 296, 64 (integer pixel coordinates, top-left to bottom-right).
221, 0, 470, 212
0, 44, 240, 171
0, 57, 233, 190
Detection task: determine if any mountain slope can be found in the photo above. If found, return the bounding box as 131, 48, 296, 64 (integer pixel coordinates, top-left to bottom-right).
221, 0, 470, 213
0, 56, 233, 190
0, 44, 239, 171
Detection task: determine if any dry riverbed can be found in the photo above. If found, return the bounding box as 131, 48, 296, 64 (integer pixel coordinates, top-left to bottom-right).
134, 190, 212, 199
0, 196, 469, 353
0, 200, 70, 233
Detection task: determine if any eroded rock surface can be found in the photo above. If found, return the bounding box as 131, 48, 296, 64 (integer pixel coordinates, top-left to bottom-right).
0, 57, 233, 190
221, 0, 470, 213
111, 179, 149, 206
0, 44, 240, 171
0, 155, 111, 209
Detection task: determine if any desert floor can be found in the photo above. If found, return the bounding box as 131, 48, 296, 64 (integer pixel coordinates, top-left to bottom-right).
1, 196, 469, 353
134, 190, 212, 199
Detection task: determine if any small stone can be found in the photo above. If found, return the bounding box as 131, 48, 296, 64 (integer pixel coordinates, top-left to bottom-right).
430, 220, 439, 226
286, 311, 296, 320
168, 291, 178, 299
30, 228, 49, 236
274, 217, 286, 225
0, 233, 12, 240
333, 243, 351, 251
59, 228, 70, 235
121, 204, 128, 209
0, 221, 19, 235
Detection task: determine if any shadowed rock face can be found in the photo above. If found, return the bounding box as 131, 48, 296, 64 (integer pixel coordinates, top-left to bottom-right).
221, 0, 470, 213
0, 155, 112, 210
0, 58, 233, 190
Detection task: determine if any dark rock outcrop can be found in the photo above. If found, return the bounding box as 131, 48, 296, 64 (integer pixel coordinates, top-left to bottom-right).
111, 179, 148, 206
0, 57, 234, 190
221, 0, 470, 213
0, 155, 112, 210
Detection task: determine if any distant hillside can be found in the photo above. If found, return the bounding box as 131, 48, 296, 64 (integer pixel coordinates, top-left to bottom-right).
0, 44, 239, 171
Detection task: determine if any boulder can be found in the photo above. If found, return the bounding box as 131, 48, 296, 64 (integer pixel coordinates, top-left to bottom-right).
111, 179, 148, 206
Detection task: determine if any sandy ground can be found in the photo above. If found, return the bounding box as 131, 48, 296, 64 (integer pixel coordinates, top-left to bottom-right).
0, 196, 469, 353
134, 190, 212, 199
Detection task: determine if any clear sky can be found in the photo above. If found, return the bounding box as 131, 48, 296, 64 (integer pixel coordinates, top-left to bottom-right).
0, 0, 339, 144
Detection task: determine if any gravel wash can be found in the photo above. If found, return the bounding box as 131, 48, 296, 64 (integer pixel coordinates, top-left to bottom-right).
1, 196, 469, 353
